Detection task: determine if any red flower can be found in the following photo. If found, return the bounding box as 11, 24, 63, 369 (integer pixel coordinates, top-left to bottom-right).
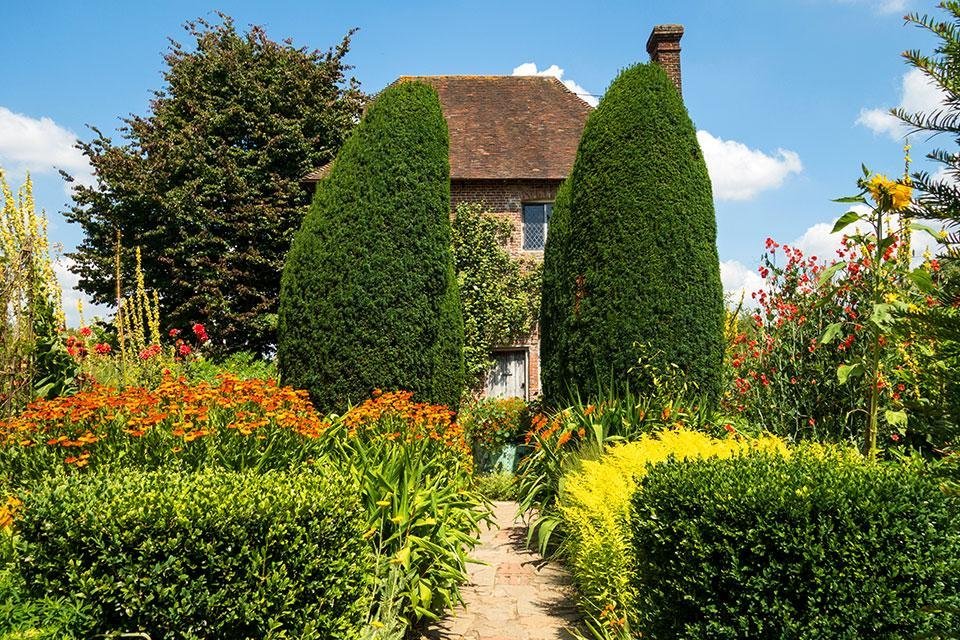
138, 344, 162, 360
94, 343, 112, 355
192, 323, 209, 343
178, 343, 193, 357
890, 433, 900, 442
169, 328, 181, 338
79, 327, 92, 337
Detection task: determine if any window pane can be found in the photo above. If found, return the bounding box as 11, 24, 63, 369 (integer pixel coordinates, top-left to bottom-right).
523, 204, 546, 250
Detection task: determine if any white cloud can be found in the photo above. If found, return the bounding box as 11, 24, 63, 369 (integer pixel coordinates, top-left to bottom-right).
721, 259, 765, 304
793, 204, 944, 267
54, 256, 113, 328
792, 204, 872, 259
511, 62, 599, 107
856, 68, 948, 138
696, 130, 803, 201
0, 106, 93, 195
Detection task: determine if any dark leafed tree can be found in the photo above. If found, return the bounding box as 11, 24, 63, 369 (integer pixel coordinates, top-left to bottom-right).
540, 63, 725, 406
65, 14, 364, 355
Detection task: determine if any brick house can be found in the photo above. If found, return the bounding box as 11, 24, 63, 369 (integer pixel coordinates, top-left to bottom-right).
304, 25, 684, 399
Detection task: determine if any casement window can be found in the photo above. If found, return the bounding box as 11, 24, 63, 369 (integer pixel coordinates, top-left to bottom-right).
522, 202, 552, 251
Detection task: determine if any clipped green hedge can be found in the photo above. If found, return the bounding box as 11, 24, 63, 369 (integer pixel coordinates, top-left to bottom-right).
540, 62, 724, 405
15, 469, 372, 639
631, 452, 960, 639
278, 80, 464, 412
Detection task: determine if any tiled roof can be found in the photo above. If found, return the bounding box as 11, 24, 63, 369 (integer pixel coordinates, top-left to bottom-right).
303, 75, 593, 182
302, 164, 333, 182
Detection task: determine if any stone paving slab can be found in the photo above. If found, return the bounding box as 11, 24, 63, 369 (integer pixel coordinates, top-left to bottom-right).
418, 501, 582, 640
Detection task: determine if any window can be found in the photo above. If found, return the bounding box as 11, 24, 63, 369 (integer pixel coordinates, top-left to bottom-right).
522, 202, 552, 251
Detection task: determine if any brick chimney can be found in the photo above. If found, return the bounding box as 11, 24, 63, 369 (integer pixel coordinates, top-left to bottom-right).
646, 24, 684, 96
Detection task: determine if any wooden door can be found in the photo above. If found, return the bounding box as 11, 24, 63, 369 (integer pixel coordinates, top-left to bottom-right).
485, 350, 528, 399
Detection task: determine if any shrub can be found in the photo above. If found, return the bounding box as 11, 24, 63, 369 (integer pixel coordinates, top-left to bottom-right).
472, 472, 518, 501
0, 381, 488, 634
631, 451, 960, 639
15, 468, 372, 639
278, 80, 464, 412
559, 429, 787, 636
540, 63, 724, 405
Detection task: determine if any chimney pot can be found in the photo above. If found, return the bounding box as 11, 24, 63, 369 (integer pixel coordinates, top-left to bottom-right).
646, 24, 684, 96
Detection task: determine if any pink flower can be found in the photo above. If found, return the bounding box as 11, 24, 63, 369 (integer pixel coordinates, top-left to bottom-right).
169, 328, 181, 338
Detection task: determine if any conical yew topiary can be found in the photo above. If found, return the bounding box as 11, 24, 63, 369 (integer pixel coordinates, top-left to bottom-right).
540, 62, 724, 405
278, 81, 464, 412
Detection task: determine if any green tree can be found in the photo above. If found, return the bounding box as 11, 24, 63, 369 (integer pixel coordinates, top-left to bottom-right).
278, 81, 463, 411
451, 203, 541, 392
540, 63, 724, 405
891, 3, 960, 433
65, 14, 364, 356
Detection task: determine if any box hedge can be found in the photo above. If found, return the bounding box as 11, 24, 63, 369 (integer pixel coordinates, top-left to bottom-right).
15, 468, 372, 639
631, 451, 960, 639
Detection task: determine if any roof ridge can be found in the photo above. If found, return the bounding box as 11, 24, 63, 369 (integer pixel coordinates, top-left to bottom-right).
397, 74, 558, 80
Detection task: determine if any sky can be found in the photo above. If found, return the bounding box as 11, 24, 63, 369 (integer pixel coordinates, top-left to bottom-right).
0, 0, 950, 324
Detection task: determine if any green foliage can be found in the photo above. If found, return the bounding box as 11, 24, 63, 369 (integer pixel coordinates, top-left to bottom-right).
278, 80, 463, 411
540, 63, 724, 406
631, 451, 960, 639
559, 430, 787, 638
451, 203, 542, 391
472, 472, 518, 501
184, 350, 277, 382
15, 468, 372, 639
66, 14, 364, 356
516, 387, 740, 556
460, 396, 529, 471
0, 563, 91, 640
322, 414, 488, 626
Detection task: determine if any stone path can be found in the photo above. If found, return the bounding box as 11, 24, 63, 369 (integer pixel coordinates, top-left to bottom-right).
419, 501, 582, 640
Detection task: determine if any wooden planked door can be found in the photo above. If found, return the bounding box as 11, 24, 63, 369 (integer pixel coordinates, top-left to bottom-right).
485, 350, 528, 399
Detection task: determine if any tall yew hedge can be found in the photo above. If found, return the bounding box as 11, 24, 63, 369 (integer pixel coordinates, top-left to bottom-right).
278, 81, 464, 411
540, 63, 724, 405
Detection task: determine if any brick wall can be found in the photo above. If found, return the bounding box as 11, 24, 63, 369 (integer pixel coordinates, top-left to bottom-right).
452, 178, 562, 398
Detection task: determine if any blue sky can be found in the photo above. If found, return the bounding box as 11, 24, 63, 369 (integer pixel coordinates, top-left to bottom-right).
0, 0, 947, 322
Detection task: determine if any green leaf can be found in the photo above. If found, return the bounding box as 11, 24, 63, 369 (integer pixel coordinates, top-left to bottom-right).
831, 210, 864, 233
821, 322, 844, 344
884, 410, 908, 427
832, 195, 868, 205
418, 582, 433, 609
837, 363, 865, 384
818, 262, 844, 286
869, 303, 895, 328
908, 267, 935, 293
909, 223, 942, 240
